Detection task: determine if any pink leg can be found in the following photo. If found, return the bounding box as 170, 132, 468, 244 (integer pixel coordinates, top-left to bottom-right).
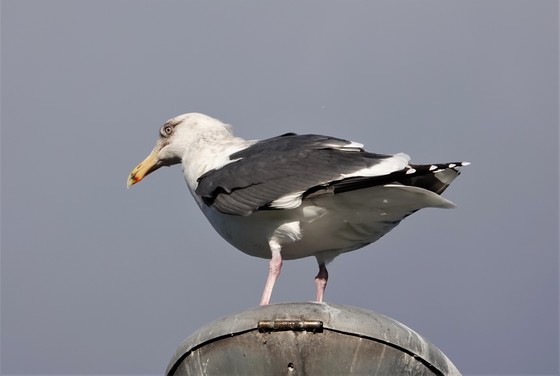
260, 245, 282, 305
314, 263, 329, 302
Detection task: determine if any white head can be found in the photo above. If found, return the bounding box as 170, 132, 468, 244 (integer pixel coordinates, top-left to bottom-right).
127, 113, 233, 187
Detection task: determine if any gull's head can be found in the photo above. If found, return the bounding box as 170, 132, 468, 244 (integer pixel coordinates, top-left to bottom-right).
127, 113, 232, 188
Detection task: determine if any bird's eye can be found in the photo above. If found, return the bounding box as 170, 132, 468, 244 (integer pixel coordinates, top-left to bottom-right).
160, 125, 174, 137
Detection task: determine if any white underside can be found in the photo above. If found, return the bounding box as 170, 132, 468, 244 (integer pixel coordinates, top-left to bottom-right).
200, 184, 455, 264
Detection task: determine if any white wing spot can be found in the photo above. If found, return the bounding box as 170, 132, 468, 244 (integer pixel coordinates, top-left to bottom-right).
341, 153, 410, 179
270, 191, 305, 209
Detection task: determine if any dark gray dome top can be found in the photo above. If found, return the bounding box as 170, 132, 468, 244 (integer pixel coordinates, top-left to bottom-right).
167, 302, 461, 375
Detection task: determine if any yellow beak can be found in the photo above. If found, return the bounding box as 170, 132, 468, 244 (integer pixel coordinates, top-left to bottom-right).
127, 150, 159, 188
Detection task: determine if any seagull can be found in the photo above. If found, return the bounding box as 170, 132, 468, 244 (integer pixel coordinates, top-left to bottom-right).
127, 113, 468, 305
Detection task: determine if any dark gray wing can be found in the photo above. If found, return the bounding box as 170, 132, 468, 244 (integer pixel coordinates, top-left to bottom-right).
195, 133, 395, 216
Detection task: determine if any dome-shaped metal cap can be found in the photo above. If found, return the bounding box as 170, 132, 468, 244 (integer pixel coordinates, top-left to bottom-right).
167, 302, 460, 375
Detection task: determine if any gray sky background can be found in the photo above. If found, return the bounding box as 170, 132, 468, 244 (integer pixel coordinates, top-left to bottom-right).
1, 1, 558, 375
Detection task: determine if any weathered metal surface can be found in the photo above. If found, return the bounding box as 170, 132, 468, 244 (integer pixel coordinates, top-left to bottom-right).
166, 302, 461, 376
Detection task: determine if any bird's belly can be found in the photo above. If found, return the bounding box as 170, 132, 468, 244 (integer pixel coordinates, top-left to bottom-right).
280, 203, 401, 260
201, 207, 286, 259
203, 206, 400, 261
200, 185, 452, 261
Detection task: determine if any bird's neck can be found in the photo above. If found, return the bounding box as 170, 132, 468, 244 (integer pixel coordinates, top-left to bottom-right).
181, 133, 254, 193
